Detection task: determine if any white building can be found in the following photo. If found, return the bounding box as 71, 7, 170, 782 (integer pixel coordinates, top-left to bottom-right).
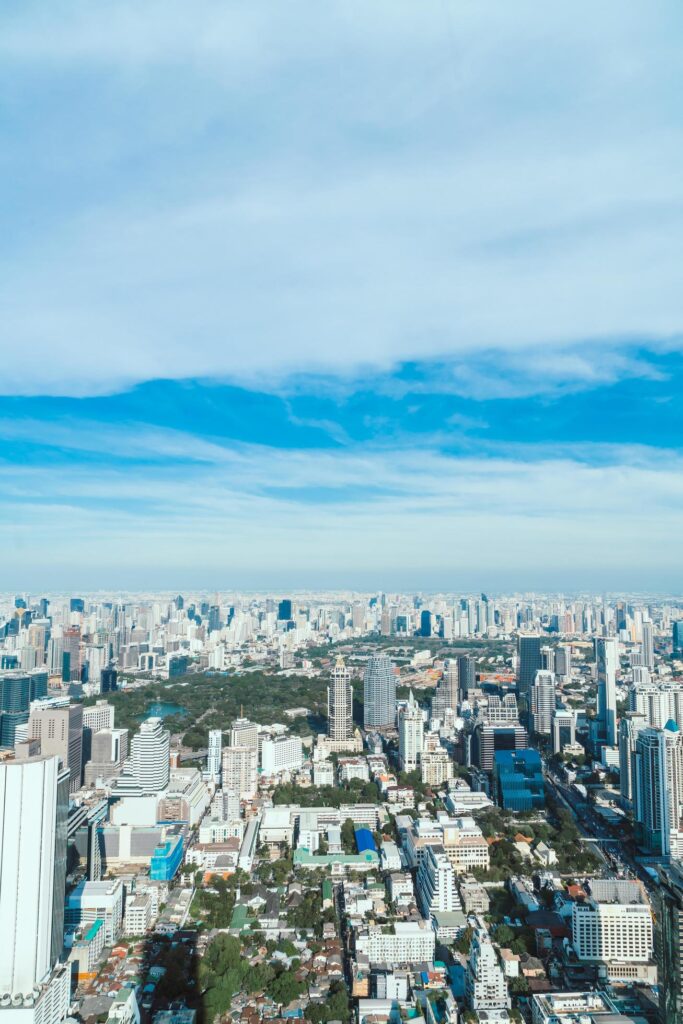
398, 691, 423, 771
0, 754, 71, 1024
572, 879, 653, 964
416, 845, 462, 917
65, 879, 124, 944
229, 717, 259, 750
338, 757, 370, 783
530, 671, 556, 736
124, 892, 154, 937
221, 745, 258, 799
327, 656, 353, 742
260, 735, 304, 776
355, 921, 435, 966
206, 729, 222, 781
82, 700, 115, 734
465, 920, 510, 1011
313, 760, 335, 786
129, 718, 170, 794
420, 747, 454, 786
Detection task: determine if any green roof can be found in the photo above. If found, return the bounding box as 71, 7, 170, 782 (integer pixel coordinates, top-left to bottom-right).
322, 880, 333, 900
229, 904, 249, 931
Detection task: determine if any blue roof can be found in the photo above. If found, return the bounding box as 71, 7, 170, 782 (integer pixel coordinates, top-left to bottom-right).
355, 827, 377, 853
665, 719, 680, 733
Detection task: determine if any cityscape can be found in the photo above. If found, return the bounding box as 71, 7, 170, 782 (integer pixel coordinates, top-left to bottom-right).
2, 4, 683, 1024
2, 592, 683, 1024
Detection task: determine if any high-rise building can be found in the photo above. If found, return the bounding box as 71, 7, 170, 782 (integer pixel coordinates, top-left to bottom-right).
100, 666, 118, 693
572, 878, 652, 965
555, 643, 572, 679
465, 920, 510, 1011
472, 722, 528, 772
363, 654, 396, 729
229, 716, 259, 750
221, 745, 258, 798
62, 625, 82, 682
398, 691, 423, 771
277, 599, 292, 621
518, 634, 542, 703
642, 621, 655, 671
206, 729, 222, 781
633, 721, 683, 856
529, 670, 556, 735
0, 754, 71, 1024
0, 671, 31, 747
327, 656, 353, 742
457, 655, 476, 695
128, 717, 170, 793
596, 637, 618, 748
29, 702, 84, 793
260, 735, 304, 776
674, 621, 683, 656
618, 712, 647, 803
420, 610, 432, 638
540, 645, 555, 673
656, 861, 683, 1024
552, 708, 576, 754
431, 659, 459, 719
417, 844, 462, 917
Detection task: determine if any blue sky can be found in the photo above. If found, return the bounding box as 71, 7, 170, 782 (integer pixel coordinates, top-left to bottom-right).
1, 1, 682, 590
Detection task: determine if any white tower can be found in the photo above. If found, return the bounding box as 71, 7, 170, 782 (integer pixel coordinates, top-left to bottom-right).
327, 656, 353, 742
398, 691, 424, 771
130, 717, 170, 793
207, 729, 222, 781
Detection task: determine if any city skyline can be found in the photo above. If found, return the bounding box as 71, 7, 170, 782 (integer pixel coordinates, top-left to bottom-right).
1, 2, 682, 587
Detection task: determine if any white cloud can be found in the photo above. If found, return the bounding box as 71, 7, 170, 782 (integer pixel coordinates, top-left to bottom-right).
0, 1, 682, 396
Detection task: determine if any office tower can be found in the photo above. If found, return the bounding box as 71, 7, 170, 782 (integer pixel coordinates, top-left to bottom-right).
229, 716, 259, 750
0, 671, 31, 747
572, 879, 652, 964
618, 712, 646, 803
207, 729, 222, 781
465, 921, 510, 1011
485, 693, 519, 724
100, 666, 118, 693
351, 603, 365, 630
129, 717, 170, 793
0, 754, 70, 1024
83, 700, 115, 734
457, 654, 476, 695
420, 610, 432, 638
656, 862, 683, 1024
83, 728, 128, 787
642, 620, 655, 670
431, 659, 459, 719
62, 625, 82, 681
552, 708, 576, 754
277, 599, 292, 621
398, 690, 423, 770
327, 656, 353, 742
472, 722, 528, 772
596, 637, 618, 747
208, 605, 221, 633
363, 654, 396, 729
221, 745, 258, 798
529, 670, 556, 735
518, 634, 542, 702
674, 621, 683, 656
540, 645, 555, 673
29, 702, 84, 793
417, 845, 462, 917
633, 722, 683, 856
494, 750, 545, 811
630, 681, 683, 729
70, 598, 85, 614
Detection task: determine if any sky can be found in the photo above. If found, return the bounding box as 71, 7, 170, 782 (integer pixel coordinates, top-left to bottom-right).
1, 1, 682, 591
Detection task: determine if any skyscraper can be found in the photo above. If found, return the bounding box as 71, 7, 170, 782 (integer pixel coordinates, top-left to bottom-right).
0, 671, 31, 746
327, 656, 353, 741
129, 717, 170, 793
518, 635, 542, 703
457, 654, 476, 695
431, 659, 459, 718
642, 620, 655, 671
420, 610, 432, 638
277, 599, 292, 621
633, 721, 683, 856
363, 654, 396, 729
674, 621, 683, 656
618, 711, 646, 803
529, 670, 556, 735
29, 702, 84, 793
656, 861, 683, 1024
207, 729, 222, 781
596, 636, 618, 748
0, 754, 70, 1024
398, 691, 423, 771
